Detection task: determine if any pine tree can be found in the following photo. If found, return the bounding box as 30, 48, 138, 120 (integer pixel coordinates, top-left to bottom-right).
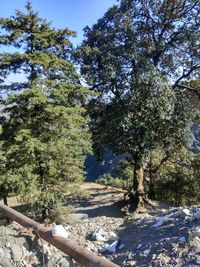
0, 2, 91, 217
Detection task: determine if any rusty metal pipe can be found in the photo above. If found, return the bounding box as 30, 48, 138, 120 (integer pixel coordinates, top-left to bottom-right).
0, 204, 120, 267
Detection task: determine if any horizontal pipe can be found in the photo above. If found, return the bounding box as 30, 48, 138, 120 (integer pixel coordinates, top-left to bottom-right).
0, 204, 119, 267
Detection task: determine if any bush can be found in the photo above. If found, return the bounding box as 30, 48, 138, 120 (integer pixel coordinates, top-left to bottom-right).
96, 173, 124, 188
48, 204, 75, 224
156, 164, 200, 206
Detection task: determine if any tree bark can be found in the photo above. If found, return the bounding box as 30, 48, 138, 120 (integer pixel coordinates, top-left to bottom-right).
133, 160, 144, 194
148, 170, 156, 199
3, 194, 8, 206
129, 158, 154, 212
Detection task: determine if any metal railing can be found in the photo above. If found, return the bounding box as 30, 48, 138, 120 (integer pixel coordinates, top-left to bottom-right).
0, 204, 120, 267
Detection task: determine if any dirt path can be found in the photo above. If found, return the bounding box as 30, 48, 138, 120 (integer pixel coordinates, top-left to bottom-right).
68, 182, 126, 223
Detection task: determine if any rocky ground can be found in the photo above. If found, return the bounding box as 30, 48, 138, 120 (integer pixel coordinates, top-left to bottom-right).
1, 183, 200, 266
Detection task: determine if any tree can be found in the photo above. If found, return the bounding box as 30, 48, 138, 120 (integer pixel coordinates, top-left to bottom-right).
145, 145, 190, 199
155, 150, 200, 206
77, 0, 199, 211
0, 2, 91, 217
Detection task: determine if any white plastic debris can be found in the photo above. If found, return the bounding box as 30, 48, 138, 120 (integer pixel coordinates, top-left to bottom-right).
126, 260, 137, 266
100, 240, 125, 253
91, 228, 108, 241
143, 249, 151, 256
137, 244, 143, 250
151, 217, 166, 228
182, 208, 191, 217
52, 224, 69, 238
191, 210, 200, 221
151, 214, 174, 228
152, 254, 157, 260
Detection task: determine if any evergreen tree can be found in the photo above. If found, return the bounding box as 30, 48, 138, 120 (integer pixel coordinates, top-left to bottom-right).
0, 2, 91, 217
78, 0, 199, 211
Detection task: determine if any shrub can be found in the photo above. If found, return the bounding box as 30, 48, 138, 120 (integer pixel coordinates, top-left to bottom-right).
96, 173, 124, 188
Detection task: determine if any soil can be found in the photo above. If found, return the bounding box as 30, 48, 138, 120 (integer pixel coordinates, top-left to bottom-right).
1, 182, 200, 267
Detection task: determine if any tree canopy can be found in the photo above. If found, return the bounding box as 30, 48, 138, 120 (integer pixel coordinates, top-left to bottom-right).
78, 0, 199, 211
0, 2, 91, 218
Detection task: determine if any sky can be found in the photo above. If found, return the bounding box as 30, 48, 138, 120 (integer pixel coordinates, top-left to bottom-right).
1, 0, 118, 46
0, 0, 118, 83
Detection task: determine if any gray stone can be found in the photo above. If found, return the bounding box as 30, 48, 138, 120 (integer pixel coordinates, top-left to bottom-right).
57, 256, 74, 267
47, 256, 60, 267
156, 253, 171, 264
69, 213, 88, 223
190, 227, 200, 239
189, 237, 200, 253
1, 247, 11, 260
15, 236, 30, 250
11, 243, 23, 262
0, 256, 12, 267
47, 256, 74, 267
195, 254, 200, 264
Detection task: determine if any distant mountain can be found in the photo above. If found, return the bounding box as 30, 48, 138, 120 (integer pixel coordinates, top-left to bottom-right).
84, 148, 121, 181
85, 125, 200, 181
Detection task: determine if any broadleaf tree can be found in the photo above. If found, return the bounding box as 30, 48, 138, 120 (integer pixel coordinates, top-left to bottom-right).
77, 0, 200, 211
0, 2, 91, 218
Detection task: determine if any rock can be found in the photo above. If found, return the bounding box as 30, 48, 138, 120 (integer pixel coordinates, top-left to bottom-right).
156, 253, 171, 263
47, 255, 61, 267
195, 254, 200, 264
189, 227, 200, 238
5, 242, 10, 248
85, 241, 98, 252
1, 247, 11, 261
69, 213, 88, 223
189, 237, 200, 253
57, 256, 74, 267
0, 257, 11, 267
178, 236, 186, 243
47, 256, 74, 267
11, 243, 23, 262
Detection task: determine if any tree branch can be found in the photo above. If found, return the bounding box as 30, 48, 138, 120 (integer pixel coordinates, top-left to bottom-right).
173, 65, 200, 99
175, 83, 200, 99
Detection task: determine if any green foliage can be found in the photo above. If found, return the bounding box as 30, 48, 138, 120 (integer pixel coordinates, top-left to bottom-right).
78, 0, 200, 88
77, 0, 199, 204
96, 173, 124, 188
156, 157, 200, 206
47, 204, 75, 225
0, 2, 91, 218
116, 160, 133, 189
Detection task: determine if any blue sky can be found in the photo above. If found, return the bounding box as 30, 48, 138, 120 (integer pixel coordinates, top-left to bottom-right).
1, 0, 118, 46
0, 1, 118, 83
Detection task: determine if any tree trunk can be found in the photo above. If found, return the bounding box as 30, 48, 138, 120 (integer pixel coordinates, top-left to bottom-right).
148, 170, 156, 199
3, 194, 8, 206
129, 158, 154, 213
134, 160, 144, 195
